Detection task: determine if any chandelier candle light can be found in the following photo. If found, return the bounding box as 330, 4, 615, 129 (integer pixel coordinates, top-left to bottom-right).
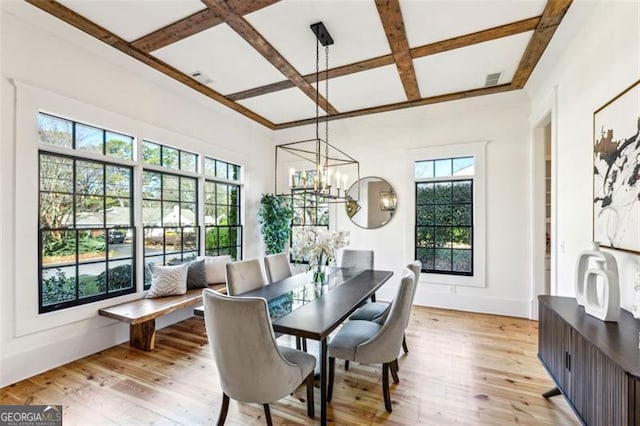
275, 21, 359, 203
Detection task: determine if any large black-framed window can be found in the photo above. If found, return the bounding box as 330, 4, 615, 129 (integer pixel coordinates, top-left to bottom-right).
415, 156, 474, 275
38, 152, 135, 313
142, 170, 199, 288
203, 157, 243, 260
290, 188, 329, 263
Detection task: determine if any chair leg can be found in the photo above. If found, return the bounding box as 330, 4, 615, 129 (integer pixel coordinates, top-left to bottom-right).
390, 359, 400, 384
263, 404, 273, 426
402, 334, 409, 354
344, 360, 349, 371
306, 372, 315, 418
217, 393, 229, 426
302, 338, 307, 352
327, 357, 335, 402
382, 363, 392, 413
371, 293, 376, 302
296, 336, 301, 350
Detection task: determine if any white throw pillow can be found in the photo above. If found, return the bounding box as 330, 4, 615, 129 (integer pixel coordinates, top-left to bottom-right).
199, 255, 232, 284
146, 263, 189, 298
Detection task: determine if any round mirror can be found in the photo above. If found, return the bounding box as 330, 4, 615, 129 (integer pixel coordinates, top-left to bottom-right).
345, 176, 397, 229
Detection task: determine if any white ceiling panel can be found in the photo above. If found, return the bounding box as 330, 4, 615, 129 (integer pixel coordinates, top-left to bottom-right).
402, 0, 545, 47
237, 87, 326, 124
414, 31, 532, 98
245, 0, 391, 76
58, 0, 205, 42
154, 24, 287, 95
315, 65, 406, 112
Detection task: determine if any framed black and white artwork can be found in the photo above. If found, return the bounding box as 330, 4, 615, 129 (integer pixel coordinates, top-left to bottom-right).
593, 79, 640, 253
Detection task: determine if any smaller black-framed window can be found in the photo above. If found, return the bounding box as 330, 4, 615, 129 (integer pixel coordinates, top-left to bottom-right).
415, 156, 475, 276
204, 157, 241, 181
38, 112, 134, 161
204, 180, 242, 260
142, 140, 198, 173
38, 151, 136, 313
290, 188, 329, 264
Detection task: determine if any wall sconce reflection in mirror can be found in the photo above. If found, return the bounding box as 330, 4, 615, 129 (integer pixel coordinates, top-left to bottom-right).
346, 197, 361, 218
379, 191, 397, 211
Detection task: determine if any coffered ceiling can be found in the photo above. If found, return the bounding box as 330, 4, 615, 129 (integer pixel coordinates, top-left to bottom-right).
24, 0, 573, 130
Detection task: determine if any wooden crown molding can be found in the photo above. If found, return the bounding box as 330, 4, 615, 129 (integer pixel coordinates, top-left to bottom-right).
511, 0, 573, 89
201, 0, 339, 115
227, 16, 541, 101
131, 0, 280, 53
25, 0, 276, 129
375, 0, 421, 101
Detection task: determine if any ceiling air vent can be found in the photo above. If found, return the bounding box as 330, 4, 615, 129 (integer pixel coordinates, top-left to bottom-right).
190, 71, 213, 85
485, 72, 502, 87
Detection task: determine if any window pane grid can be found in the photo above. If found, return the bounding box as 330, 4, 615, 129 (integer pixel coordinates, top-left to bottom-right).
38, 113, 133, 161
143, 170, 199, 289
415, 177, 473, 276
290, 189, 329, 263
39, 150, 135, 312
143, 140, 199, 173
204, 179, 242, 260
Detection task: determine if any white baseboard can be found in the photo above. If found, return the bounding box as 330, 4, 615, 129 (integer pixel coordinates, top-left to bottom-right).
413, 291, 530, 318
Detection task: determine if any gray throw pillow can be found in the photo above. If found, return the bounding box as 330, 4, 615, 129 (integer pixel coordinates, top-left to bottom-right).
187, 259, 208, 289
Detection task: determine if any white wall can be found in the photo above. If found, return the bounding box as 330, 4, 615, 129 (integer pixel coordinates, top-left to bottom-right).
527, 1, 640, 312
0, 8, 272, 386
274, 90, 533, 318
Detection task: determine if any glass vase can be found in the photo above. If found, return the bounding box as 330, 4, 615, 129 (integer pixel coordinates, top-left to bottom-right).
312, 263, 327, 285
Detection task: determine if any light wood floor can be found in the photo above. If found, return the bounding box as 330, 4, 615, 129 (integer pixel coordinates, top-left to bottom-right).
1, 306, 579, 425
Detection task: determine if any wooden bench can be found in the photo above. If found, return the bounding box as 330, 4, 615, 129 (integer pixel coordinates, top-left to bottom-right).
98, 284, 225, 351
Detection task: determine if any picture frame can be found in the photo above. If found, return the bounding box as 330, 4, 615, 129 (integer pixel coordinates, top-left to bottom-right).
593, 79, 640, 254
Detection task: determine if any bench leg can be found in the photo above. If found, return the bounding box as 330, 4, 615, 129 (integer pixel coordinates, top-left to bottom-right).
130, 320, 156, 351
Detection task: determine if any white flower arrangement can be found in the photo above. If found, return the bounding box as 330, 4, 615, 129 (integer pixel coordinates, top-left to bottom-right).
292, 228, 349, 277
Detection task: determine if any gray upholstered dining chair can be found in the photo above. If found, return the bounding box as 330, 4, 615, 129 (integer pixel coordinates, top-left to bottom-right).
263, 252, 292, 284
349, 260, 421, 354
225, 259, 266, 296
202, 289, 316, 425
327, 268, 415, 412
340, 249, 376, 303
340, 249, 374, 271
263, 252, 307, 351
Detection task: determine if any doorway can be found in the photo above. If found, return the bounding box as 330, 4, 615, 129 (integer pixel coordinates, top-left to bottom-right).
531, 113, 554, 319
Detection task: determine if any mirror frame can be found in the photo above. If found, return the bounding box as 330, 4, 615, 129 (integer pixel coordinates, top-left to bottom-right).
344, 176, 397, 229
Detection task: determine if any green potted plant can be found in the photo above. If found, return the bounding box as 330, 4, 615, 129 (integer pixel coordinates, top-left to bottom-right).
259, 193, 293, 255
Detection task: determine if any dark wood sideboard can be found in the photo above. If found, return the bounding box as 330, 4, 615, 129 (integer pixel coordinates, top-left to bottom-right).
538, 296, 640, 425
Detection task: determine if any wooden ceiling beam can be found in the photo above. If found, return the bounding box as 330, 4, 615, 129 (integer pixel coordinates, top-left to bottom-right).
227, 55, 395, 100
25, 0, 275, 129
375, 0, 420, 101
227, 16, 540, 101
131, 0, 280, 53
511, 0, 573, 89
275, 84, 514, 129
410, 16, 541, 58
201, 0, 338, 115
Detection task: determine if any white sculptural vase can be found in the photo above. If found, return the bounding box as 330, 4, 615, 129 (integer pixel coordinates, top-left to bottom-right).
575, 241, 620, 322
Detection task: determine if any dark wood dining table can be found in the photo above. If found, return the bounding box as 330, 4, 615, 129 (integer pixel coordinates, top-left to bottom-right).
194, 268, 393, 425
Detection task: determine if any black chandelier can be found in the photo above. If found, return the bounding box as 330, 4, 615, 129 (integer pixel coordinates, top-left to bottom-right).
275, 22, 359, 202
